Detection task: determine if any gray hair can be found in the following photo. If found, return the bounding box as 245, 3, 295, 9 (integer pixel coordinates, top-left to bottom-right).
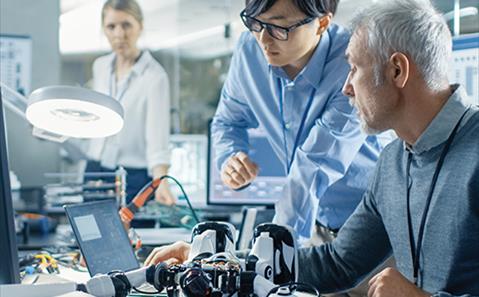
350, 0, 452, 90
102, 0, 144, 25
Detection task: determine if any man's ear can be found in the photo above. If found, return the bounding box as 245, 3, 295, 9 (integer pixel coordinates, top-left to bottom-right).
316, 13, 332, 35
388, 52, 409, 88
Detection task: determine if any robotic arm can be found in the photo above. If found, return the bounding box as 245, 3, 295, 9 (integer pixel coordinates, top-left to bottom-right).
79, 222, 307, 297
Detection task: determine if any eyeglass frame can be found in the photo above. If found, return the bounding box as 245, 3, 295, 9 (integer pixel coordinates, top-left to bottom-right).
240, 9, 317, 41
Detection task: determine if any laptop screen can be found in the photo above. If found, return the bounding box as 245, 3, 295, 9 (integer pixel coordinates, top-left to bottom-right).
64, 200, 139, 276
207, 126, 287, 206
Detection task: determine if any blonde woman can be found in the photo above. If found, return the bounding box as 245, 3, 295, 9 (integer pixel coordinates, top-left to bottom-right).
86, 0, 174, 205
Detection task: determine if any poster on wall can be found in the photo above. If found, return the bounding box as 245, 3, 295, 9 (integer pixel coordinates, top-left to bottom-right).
449, 33, 479, 105
0, 34, 32, 96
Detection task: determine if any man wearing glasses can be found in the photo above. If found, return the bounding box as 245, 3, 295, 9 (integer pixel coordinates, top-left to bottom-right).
213, 0, 388, 250
148, 0, 392, 294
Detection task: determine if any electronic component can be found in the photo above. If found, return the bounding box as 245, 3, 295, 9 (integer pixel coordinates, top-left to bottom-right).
1, 222, 318, 297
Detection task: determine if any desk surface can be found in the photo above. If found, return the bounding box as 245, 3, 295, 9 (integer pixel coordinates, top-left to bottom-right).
135, 227, 191, 246
18, 225, 191, 250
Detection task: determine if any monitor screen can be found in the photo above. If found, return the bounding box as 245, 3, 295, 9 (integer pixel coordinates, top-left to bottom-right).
169, 134, 207, 207
64, 200, 139, 276
207, 125, 287, 206
0, 89, 21, 284
450, 34, 479, 105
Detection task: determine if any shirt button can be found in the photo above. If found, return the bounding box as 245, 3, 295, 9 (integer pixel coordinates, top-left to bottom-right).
284, 123, 291, 129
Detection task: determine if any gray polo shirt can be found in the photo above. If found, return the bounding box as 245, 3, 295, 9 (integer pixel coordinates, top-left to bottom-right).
298, 85, 479, 297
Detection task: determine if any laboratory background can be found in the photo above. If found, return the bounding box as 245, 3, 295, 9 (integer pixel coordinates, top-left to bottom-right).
0, 0, 478, 296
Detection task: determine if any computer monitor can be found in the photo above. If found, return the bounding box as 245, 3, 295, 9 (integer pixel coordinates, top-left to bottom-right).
0, 89, 21, 284
450, 34, 479, 105
169, 134, 207, 207
207, 123, 287, 206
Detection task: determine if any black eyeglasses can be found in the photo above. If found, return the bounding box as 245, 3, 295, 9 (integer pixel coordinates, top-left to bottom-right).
240, 9, 316, 41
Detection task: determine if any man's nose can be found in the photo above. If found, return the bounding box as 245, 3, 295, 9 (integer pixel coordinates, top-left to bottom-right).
342, 74, 355, 98
258, 28, 274, 45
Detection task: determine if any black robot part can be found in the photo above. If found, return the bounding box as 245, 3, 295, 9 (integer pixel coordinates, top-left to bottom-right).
148, 262, 182, 293
191, 222, 234, 253
254, 223, 295, 284
254, 223, 294, 246
180, 267, 213, 297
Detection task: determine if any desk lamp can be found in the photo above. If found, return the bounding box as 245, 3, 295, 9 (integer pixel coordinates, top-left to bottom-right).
0, 84, 124, 291
26, 85, 124, 139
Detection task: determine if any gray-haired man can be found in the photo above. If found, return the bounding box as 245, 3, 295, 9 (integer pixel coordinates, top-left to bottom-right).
298, 0, 479, 296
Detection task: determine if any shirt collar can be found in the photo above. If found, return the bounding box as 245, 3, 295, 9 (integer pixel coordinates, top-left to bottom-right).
270, 28, 331, 88
131, 50, 151, 75
406, 84, 472, 154
301, 29, 330, 87
108, 50, 151, 77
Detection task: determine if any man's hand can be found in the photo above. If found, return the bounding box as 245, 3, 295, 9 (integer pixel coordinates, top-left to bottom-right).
220, 152, 259, 190
154, 181, 175, 206
368, 268, 431, 297
144, 241, 191, 266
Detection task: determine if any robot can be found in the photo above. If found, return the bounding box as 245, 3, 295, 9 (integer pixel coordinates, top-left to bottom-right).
4, 222, 318, 297
78, 222, 316, 297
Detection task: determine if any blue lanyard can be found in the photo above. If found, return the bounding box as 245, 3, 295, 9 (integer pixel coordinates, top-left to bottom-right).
277, 78, 316, 174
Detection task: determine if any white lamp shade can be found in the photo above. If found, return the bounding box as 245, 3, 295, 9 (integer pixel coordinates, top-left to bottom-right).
26, 86, 124, 138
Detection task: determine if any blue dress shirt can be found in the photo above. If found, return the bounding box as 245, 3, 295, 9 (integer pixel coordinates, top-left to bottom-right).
212, 25, 389, 239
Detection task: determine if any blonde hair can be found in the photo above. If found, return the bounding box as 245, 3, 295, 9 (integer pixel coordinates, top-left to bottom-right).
101, 0, 144, 25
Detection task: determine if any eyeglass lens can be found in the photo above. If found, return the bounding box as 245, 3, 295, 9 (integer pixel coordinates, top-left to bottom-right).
243, 15, 288, 40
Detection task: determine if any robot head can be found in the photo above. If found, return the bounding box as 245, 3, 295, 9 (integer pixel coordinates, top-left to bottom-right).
188, 222, 236, 262
250, 223, 298, 284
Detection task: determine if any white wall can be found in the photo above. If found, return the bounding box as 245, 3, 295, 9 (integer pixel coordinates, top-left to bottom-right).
1, 0, 62, 187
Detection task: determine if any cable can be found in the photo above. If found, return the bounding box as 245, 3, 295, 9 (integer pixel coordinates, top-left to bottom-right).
119, 175, 200, 225
132, 286, 161, 295
161, 175, 200, 224
266, 282, 320, 297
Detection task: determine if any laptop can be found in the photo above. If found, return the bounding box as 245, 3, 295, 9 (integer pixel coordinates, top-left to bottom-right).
64, 200, 139, 276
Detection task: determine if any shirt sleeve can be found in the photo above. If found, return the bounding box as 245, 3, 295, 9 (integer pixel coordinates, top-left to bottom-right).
145, 66, 171, 173
297, 184, 392, 293
274, 86, 370, 238
211, 34, 259, 171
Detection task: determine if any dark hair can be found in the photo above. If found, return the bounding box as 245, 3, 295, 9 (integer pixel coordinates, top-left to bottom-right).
244, 0, 339, 17
102, 0, 144, 24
